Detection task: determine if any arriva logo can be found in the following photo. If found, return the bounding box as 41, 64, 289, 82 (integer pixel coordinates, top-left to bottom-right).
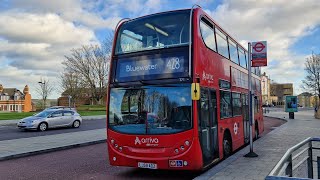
134, 137, 159, 146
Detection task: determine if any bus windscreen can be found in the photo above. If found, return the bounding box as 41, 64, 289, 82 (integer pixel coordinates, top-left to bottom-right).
115, 10, 190, 54
108, 84, 192, 135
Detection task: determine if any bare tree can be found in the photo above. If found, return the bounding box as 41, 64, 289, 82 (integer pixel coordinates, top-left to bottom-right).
36, 77, 54, 109
302, 53, 320, 107
60, 71, 85, 106
62, 33, 113, 105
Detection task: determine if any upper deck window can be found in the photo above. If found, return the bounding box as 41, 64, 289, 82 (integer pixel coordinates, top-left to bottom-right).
116, 10, 190, 55
229, 39, 239, 64
238, 48, 247, 69
200, 18, 216, 51
215, 28, 229, 59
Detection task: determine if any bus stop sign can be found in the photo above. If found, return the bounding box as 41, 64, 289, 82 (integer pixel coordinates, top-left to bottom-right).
251, 41, 267, 67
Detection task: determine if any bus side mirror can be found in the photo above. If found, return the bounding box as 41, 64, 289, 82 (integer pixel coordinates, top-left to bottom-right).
191, 83, 200, 100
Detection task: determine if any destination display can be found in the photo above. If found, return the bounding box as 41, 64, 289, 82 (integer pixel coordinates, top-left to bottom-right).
115, 50, 189, 82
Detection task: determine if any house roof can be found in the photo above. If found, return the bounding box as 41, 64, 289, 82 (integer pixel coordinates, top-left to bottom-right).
1, 88, 24, 96
2, 88, 17, 96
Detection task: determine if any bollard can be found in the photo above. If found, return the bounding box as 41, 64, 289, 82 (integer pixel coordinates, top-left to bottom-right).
289, 112, 294, 119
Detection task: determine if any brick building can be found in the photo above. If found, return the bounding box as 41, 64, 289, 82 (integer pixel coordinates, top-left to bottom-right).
270, 83, 293, 106
0, 84, 34, 112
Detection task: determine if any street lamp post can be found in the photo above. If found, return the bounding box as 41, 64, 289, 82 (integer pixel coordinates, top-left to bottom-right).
68, 95, 72, 108
38, 81, 45, 109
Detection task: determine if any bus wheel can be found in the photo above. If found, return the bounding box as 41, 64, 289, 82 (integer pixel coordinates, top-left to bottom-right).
223, 133, 232, 158
255, 123, 259, 140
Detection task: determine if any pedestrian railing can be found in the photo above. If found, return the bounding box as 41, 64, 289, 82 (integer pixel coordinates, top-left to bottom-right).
266, 137, 320, 180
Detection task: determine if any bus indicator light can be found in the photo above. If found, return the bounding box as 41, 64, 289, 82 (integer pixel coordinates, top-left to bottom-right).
183, 161, 188, 166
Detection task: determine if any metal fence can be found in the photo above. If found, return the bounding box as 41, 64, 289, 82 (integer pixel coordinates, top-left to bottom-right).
266, 137, 320, 180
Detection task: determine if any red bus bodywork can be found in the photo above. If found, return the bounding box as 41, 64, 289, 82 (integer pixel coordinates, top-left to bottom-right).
107, 7, 264, 170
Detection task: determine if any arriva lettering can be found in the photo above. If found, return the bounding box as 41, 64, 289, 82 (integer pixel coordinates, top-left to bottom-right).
203, 71, 214, 82
134, 136, 159, 146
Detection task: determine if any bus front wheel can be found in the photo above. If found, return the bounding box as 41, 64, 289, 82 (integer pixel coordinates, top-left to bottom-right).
223, 133, 232, 158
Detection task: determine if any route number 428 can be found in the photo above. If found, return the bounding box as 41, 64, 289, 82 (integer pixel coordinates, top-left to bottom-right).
167, 58, 180, 70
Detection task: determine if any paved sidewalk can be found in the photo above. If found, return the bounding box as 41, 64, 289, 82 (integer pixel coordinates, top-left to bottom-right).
196, 109, 320, 180
0, 128, 106, 161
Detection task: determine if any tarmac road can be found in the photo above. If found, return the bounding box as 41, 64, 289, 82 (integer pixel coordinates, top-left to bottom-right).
0, 118, 106, 141
0, 117, 285, 180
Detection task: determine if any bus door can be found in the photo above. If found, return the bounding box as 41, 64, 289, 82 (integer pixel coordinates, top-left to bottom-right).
242, 94, 250, 144
199, 89, 218, 165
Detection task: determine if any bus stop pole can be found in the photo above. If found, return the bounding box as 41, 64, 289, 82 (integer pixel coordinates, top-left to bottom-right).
244, 42, 258, 158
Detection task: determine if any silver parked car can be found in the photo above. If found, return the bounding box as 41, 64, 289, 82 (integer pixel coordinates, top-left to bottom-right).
17, 109, 82, 131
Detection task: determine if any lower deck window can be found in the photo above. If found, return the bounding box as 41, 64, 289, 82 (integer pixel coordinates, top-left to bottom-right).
220, 90, 232, 118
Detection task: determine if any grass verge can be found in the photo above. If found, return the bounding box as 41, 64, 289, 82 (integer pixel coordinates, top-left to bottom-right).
0, 109, 106, 120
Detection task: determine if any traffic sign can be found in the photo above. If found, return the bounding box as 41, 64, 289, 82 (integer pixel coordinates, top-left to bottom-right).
251, 41, 267, 67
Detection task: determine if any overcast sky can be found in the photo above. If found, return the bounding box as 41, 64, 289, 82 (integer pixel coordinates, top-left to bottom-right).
0, 0, 320, 99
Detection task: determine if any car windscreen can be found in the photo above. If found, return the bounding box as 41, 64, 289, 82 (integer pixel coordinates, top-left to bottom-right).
34, 110, 52, 117
108, 84, 192, 135
115, 10, 190, 54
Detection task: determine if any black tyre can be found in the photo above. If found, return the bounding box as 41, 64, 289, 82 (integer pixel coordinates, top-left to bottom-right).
255, 124, 259, 140
72, 120, 81, 128
38, 122, 48, 131
223, 133, 232, 158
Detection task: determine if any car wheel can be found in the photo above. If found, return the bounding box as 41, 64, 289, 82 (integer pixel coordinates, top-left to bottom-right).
38, 122, 48, 131
72, 120, 80, 128
223, 133, 232, 158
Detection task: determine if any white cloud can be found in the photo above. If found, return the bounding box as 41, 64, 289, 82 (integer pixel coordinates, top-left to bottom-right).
0, 12, 96, 44
9, 0, 121, 30
0, 10, 98, 98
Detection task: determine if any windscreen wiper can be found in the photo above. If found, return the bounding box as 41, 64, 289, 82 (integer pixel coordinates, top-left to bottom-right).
139, 80, 180, 87
139, 80, 162, 85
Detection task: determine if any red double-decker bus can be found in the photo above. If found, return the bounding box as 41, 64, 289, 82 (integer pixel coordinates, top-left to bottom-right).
107, 6, 263, 170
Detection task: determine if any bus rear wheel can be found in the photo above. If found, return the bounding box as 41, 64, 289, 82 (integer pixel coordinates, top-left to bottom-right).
255, 124, 259, 140
223, 134, 232, 158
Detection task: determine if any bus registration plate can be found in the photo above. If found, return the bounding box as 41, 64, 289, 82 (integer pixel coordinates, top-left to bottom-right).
138, 162, 157, 169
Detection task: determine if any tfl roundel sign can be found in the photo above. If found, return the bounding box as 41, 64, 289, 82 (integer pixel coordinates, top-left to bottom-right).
251, 41, 267, 67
